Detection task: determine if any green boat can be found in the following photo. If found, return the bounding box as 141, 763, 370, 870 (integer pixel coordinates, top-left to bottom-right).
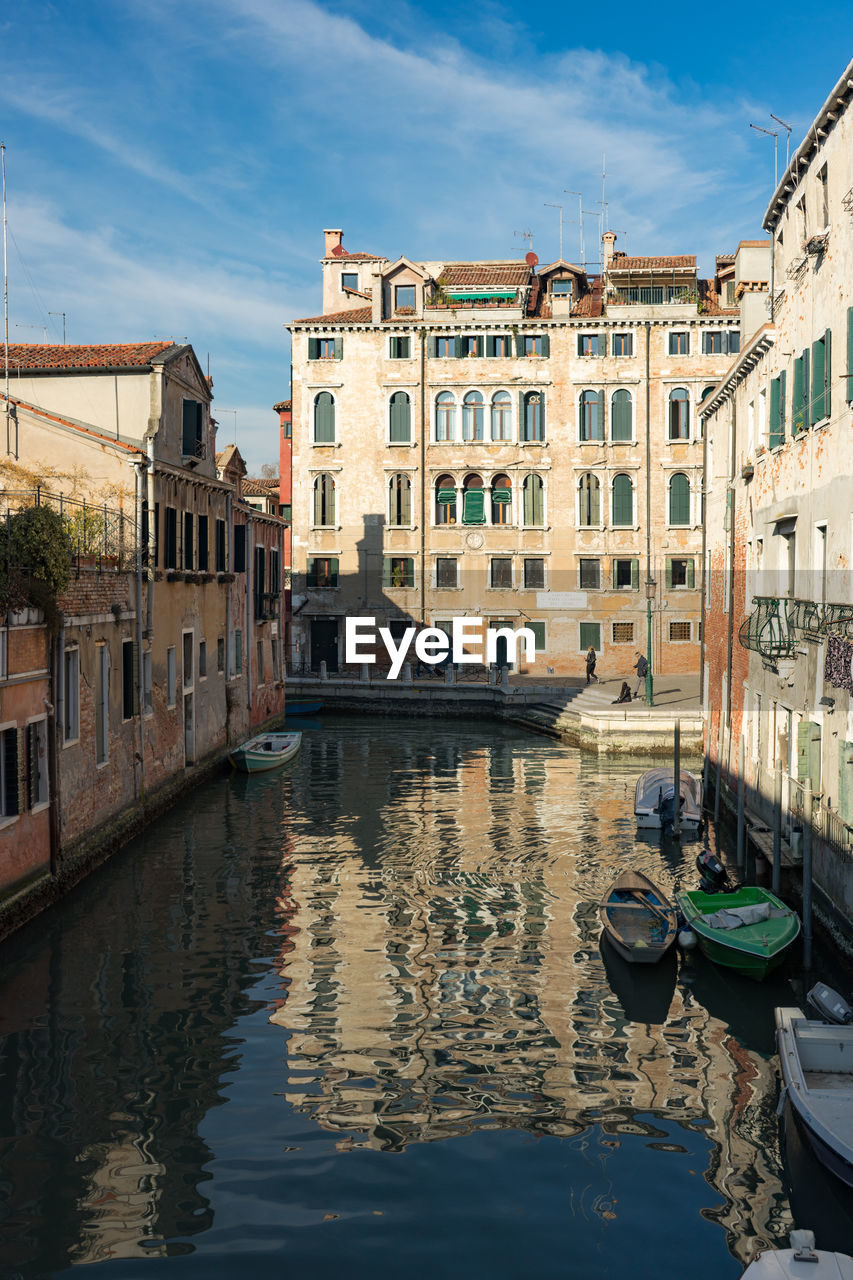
676, 885, 800, 980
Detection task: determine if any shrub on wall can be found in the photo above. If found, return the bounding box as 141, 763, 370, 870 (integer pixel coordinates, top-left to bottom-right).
0, 505, 73, 617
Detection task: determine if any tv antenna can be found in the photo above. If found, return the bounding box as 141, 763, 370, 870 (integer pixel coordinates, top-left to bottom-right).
16, 323, 48, 341
543, 203, 564, 260
511, 228, 535, 256
750, 122, 780, 189
564, 191, 585, 267
49, 311, 66, 343
770, 114, 793, 171
219, 408, 238, 443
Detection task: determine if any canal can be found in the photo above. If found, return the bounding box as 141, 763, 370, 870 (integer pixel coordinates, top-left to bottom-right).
1, 716, 852, 1278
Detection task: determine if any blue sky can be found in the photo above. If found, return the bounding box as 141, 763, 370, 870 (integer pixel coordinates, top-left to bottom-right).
2, 2, 850, 470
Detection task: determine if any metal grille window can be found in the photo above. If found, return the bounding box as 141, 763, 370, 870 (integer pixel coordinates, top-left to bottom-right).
669, 621, 692, 642
612, 622, 634, 644
579, 558, 600, 589
436, 558, 458, 589
523, 558, 544, 589
490, 558, 512, 589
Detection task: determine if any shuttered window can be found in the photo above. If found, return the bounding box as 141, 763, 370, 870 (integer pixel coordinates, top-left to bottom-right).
486, 334, 512, 357
197, 515, 209, 571
436, 558, 457, 588
579, 623, 600, 650
384, 557, 415, 588
612, 559, 639, 590
389, 392, 411, 443
792, 350, 810, 434
462, 488, 485, 525
1, 727, 19, 817
389, 474, 412, 526
307, 557, 339, 587
611, 474, 633, 527
797, 720, 822, 792
182, 400, 203, 457
215, 518, 226, 572
579, 390, 604, 441
611, 389, 632, 441
666, 557, 695, 588
578, 473, 600, 526
668, 388, 690, 440
490, 558, 513, 588
314, 392, 336, 443
668, 473, 690, 526
519, 391, 545, 441
522, 474, 544, 526
579, 559, 600, 589
523, 558, 544, 589
313, 474, 336, 526
769, 376, 782, 448
847, 309, 853, 403
183, 511, 194, 570
811, 329, 831, 424
389, 336, 410, 359
233, 524, 247, 572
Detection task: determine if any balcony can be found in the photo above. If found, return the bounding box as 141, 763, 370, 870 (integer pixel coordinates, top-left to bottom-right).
739, 596, 853, 663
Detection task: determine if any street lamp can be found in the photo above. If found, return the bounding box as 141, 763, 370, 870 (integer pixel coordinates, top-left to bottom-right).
645, 578, 656, 706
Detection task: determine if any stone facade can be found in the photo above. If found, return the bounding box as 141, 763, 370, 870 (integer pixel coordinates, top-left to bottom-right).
288, 230, 739, 680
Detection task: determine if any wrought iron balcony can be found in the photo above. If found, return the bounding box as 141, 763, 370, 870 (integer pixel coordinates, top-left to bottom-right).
739, 596, 853, 660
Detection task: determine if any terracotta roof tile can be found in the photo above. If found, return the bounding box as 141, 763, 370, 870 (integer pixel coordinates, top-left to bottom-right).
607, 255, 696, 271
273, 399, 291, 412
243, 477, 280, 497
2, 341, 178, 371
571, 277, 604, 318
439, 263, 530, 287
292, 305, 372, 325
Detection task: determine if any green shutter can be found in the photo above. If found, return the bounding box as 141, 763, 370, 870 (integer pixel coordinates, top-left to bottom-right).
812, 336, 826, 423
314, 392, 335, 443
401, 478, 411, 525
669, 474, 690, 525
631, 559, 639, 590
769, 377, 781, 448
539, 392, 546, 440
779, 369, 787, 440
330, 557, 339, 586
427, 336, 437, 358
687, 559, 695, 589
541, 334, 550, 357
847, 309, 853, 402
515, 333, 525, 357
308, 338, 319, 360
612, 474, 632, 526
518, 390, 526, 432
612, 560, 619, 590
665, 558, 673, 589
838, 741, 853, 825
596, 390, 605, 440
486, 335, 495, 357
462, 489, 485, 524
797, 720, 822, 791
454, 336, 464, 358
334, 336, 343, 361
792, 356, 804, 434
383, 558, 392, 588
611, 390, 632, 441
390, 393, 410, 442
825, 327, 831, 420
475, 336, 484, 357
306, 559, 316, 587
802, 348, 810, 430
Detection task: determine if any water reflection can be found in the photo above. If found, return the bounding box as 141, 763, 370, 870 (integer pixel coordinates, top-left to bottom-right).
0, 717, 842, 1276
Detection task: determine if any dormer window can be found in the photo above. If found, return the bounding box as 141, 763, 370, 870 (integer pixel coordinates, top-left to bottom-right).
395, 285, 415, 311
341, 272, 358, 291
552, 279, 573, 296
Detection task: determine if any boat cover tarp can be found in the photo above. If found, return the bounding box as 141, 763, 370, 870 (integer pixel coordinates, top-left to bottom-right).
701, 902, 772, 930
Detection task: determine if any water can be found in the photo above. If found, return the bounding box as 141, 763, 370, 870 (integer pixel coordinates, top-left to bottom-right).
0, 716, 850, 1278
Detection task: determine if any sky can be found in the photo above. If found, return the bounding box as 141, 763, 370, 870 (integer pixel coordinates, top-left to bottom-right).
1, 2, 850, 471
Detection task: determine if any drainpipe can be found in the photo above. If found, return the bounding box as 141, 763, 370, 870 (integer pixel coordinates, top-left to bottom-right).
134, 460, 146, 793
419, 327, 426, 628
644, 321, 654, 706
47, 631, 61, 878
699, 399, 708, 710
225, 489, 232, 681
245, 512, 253, 715
725, 401, 737, 735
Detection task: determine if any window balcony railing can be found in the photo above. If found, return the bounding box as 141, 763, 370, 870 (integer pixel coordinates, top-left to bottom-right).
254, 591, 280, 621
739, 596, 853, 660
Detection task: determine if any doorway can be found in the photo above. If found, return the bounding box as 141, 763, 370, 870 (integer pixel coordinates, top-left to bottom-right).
310, 618, 339, 672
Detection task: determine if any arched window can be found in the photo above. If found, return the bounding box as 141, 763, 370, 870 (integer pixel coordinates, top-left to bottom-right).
491, 391, 512, 441
462, 390, 485, 442
579, 390, 603, 441
669, 472, 691, 525
435, 392, 456, 442
701, 385, 716, 403
389, 391, 411, 443
313, 473, 335, 526
435, 474, 456, 525
462, 473, 485, 525
610, 389, 633, 442
388, 473, 412, 526
521, 391, 544, 442
669, 387, 690, 440
491, 474, 512, 525
611, 473, 634, 526
522, 474, 544, 527
578, 473, 600, 526
314, 392, 335, 444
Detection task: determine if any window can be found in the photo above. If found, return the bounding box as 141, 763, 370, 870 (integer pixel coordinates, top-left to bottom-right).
793, 349, 810, 434
435, 475, 457, 524
389, 391, 411, 443
389, 473, 412, 526
528, 621, 546, 652
668, 473, 691, 526
308, 336, 340, 360
434, 336, 455, 357
395, 285, 415, 310
166, 646, 176, 707
552, 279, 573, 296
520, 334, 548, 357
462, 391, 485, 441
235, 629, 243, 675
183, 631, 193, 688
217, 637, 225, 673
667, 557, 695, 588
818, 164, 829, 229
578, 473, 600, 526
669, 332, 689, 356
95, 644, 109, 764
63, 646, 80, 741
490, 558, 512, 589
197, 514, 209, 571
435, 391, 456, 441
612, 622, 634, 644
153, 502, 159, 567
702, 330, 739, 355
812, 329, 831, 423
579, 389, 604, 441
313, 473, 336, 526
436, 558, 458, 589
612, 558, 639, 590
341, 273, 358, 291
522, 474, 544, 527
314, 392, 335, 443
164, 506, 178, 569
182, 400, 204, 458
668, 388, 690, 440
612, 333, 633, 357
272, 636, 280, 682
611, 474, 634, 526
669, 621, 692, 642
579, 622, 601, 650
520, 391, 544, 442
143, 650, 153, 714
257, 639, 264, 683
486, 334, 512, 357
769, 371, 787, 447
385, 557, 415, 588
459, 335, 482, 357
1, 727, 18, 818
25, 720, 48, 809
462, 476, 486, 525
578, 334, 600, 356
307, 557, 339, 587
523, 558, 544, 589
729, 331, 741, 354
491, 391, 512, 441
848, 308, 853, 403
579, 558, 600, 589
389, 335, 411, 359
610, 389, 633, 442
215, 518, 227, 572
490, 474, 511, 525
234, 524, 247, 572
183, 511, 194, 570
122, 639, 135, 720
725, 281, 735, 306
254, 544, 267, 619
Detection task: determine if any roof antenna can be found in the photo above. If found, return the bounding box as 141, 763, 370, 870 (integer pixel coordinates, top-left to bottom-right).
543, 204, 563, 261
750, 122, 779, 190
564, 191, 585, 267
770, 114, 793, 170
511, 228, 534, 256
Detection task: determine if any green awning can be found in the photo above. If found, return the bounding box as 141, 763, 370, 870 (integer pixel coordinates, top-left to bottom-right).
444, 289, 517, 300
491, 488, 511, 504
437, 488, 457, 504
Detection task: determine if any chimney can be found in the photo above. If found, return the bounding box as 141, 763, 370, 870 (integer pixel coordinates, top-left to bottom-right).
601, 231, 617, 270
324, 228, 343, 257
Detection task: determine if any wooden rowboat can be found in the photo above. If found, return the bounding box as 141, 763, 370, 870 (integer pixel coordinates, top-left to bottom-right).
598, 870, 678, 964
285, 700, 323, 717
228, 731, 302, 774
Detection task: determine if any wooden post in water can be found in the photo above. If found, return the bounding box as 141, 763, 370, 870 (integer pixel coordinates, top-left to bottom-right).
714, 712, 724, 822
802, 777, 813, 970
702, 701, 711, 810
736, 734, 746, 869
673, 719, 681, 838
772, 758, 783, 895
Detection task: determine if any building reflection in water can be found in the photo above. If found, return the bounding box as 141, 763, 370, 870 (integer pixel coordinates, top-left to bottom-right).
271, 732, 790, 1268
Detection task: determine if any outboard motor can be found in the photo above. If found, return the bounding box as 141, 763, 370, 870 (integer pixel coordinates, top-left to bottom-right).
807, 981, 853, 1025
696, 850, 730, 893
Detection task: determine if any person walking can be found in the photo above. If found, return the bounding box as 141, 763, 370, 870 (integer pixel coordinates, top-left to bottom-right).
585, 645, 598, 684
632, 651, 648, 698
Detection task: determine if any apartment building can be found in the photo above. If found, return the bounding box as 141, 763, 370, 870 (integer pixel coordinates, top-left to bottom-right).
288, 228, 739, 678
703, 58, 853, 920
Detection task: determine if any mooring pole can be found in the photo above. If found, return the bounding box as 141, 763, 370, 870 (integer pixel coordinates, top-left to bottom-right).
702, 701, 712, 810
714, 712, 724, 823
673, 719, 681, 838
772, 758, 782, 895
802, 777, 813, 971
736, 734, 746, 869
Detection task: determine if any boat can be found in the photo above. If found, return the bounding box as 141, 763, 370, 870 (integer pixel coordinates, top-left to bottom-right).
742, 1230, 853, 1277
807, 982, 853, 1025
677, 886, 800, 980
598, 870, 678, 964
634, 767, 703, 830
227, 730, 302, 773
285, 700, 323, 717
776, 1006, 853, 1189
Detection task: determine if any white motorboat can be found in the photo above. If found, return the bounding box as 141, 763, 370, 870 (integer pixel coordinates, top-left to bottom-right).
634, 767, 703, 830
775, 1007, 853, 1189
741, 1230, 853, 1277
